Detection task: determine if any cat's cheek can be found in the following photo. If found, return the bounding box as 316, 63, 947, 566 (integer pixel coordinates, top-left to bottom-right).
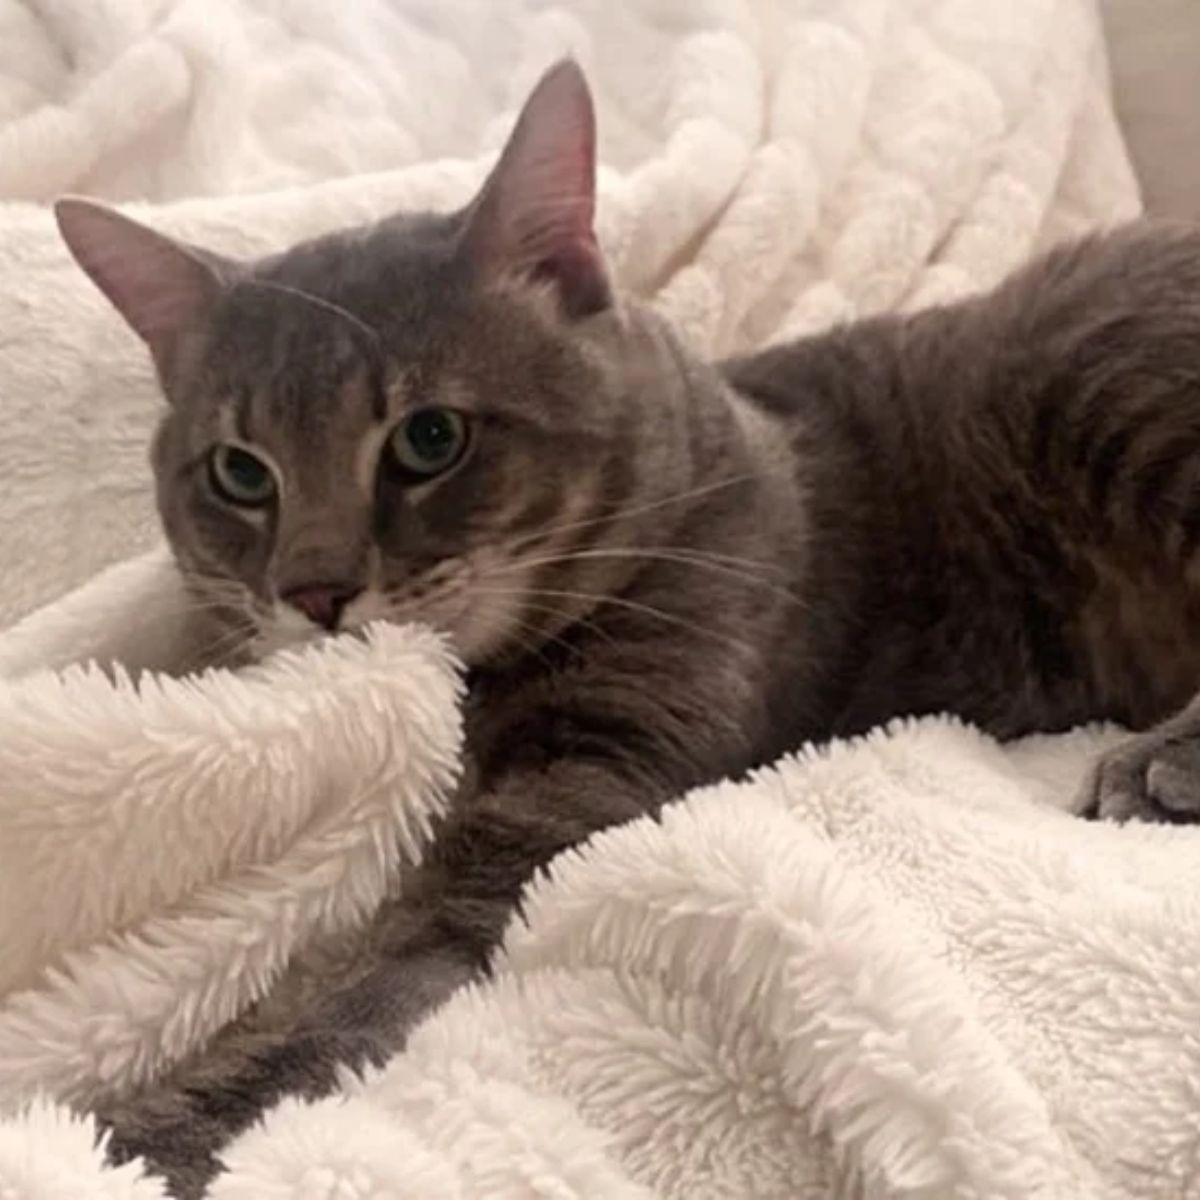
258, 604, 324, 656
213, 511, 268, 569
170, 497, 274, 604
442, 591, 529, 666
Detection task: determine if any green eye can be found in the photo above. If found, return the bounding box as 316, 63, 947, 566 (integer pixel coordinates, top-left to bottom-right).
390, 408, 469, 481
209, 444, 276, 506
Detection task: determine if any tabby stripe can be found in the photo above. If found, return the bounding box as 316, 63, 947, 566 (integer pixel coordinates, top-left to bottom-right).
1085, 425, 1133, 515
1177, 496, 1200, 563
1130, 432, 1200, 529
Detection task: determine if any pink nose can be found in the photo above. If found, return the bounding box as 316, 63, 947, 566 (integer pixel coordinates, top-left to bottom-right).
281, 583, 362, 631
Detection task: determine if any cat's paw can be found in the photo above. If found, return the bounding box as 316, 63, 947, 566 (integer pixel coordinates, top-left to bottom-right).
1081, 732, 1200, 823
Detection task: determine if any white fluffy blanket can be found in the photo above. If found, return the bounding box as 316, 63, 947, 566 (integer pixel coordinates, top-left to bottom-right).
2, 0, 1186, 1197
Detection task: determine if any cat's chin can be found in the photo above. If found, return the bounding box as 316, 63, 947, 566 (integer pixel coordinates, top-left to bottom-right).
247, 626, 323, 663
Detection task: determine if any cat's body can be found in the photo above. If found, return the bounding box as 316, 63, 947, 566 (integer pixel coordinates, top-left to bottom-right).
54, 63, 1200, 1196
731, 225, 1200, 745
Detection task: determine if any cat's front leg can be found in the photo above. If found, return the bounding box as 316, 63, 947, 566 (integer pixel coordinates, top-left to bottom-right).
96, 920, 481, 1197
1080, 696, 1200, 823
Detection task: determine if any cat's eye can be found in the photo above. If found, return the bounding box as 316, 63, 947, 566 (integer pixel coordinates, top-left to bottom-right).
390, 408, 470, 481
208, 444, 276, 507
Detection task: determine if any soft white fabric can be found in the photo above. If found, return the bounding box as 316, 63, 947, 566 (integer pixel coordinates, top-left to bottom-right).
204, 719, 1200, 1200
0, 0, 1173, 1197
7, 711, 1200, 1198
0, 0, 1139, 626
0, 549, 463, 1111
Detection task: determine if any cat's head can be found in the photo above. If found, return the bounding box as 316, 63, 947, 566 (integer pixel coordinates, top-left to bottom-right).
56, 62, 702, 666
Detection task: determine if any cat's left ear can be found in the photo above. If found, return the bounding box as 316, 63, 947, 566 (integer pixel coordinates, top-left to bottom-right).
54, 198, 231, 381
458, 59, 612, 318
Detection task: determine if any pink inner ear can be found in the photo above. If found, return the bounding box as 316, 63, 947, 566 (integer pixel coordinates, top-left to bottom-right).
528, 237, 610, 318
462, 60, 612, 317
55, 199, 221, 353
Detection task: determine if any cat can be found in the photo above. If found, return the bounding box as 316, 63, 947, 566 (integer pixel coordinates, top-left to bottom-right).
54, 59, 1200, 1195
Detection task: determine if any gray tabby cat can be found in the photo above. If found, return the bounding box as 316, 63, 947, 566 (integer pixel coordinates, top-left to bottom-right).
55, 60, 1200, 1195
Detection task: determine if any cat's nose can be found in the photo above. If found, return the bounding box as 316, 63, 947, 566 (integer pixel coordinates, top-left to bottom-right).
281, 582, 363, 631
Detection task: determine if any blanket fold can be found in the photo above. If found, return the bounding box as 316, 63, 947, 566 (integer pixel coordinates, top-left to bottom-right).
192, 721, 1200, 1200
16, 718, 1188, 1200
0, 551, 463, 1110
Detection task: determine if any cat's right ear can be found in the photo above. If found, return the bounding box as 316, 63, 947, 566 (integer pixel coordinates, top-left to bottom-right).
54, 198, 229, 378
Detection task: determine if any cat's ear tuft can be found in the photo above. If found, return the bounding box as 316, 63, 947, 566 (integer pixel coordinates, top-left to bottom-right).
55, 198, 228, 376
459, 59, 611, 318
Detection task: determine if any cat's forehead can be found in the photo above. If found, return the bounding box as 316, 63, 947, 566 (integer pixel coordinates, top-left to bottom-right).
231, 354, 386, 445
180, 209, 605, 452
195, 219, 461, 427
253, 213, 467, 333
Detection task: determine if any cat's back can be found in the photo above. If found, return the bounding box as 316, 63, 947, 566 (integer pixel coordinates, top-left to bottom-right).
722, 220, 1200, 431
721, 221, 1200, 740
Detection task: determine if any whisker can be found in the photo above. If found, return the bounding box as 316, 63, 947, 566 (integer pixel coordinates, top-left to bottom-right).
469, 589, 619, 650
67, 586, 265, 674
180, 569, 260, 593
479, 584, 758, 658
368, 588, 567, 669
653, 546, 792, 575
495, 468, 789, 560
160, 573, 265, 672
491, 613, 558, 672
177, 579, 261, 608
177, 618, 256, 675
482, 547, 802, 607
510, 545, 790, 577
111, 597, 251, 626
182, 578, 272, 614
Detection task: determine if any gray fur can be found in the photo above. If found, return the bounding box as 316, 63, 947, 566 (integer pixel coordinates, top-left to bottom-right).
55, 62, 1200, 1197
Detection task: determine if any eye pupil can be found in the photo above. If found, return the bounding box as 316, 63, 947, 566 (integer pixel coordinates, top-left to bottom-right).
392, 408, 468, 479
227, 450, 264, 488
409, 412, 456, 462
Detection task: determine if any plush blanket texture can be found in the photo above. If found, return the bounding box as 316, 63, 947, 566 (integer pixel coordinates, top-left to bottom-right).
1, 1, 1185, 1198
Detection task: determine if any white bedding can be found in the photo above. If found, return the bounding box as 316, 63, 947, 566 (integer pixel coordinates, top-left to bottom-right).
1, 1, 1185, 1198
206, 718, 1200, 1200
